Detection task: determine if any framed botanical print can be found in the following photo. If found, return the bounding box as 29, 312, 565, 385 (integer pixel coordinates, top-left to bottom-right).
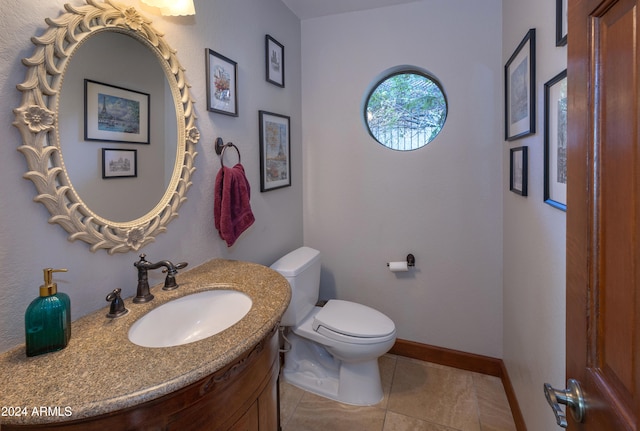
206, 48, 238, 116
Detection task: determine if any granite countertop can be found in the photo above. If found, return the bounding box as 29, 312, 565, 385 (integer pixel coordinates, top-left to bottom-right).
0, 259, 291, 426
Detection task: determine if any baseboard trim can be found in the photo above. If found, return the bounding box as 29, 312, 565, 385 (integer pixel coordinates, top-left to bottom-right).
499, 359, 527, 431
390, 339, 527, 431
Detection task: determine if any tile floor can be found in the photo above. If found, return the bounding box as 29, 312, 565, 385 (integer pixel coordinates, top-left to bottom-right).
280, 354, 517, 431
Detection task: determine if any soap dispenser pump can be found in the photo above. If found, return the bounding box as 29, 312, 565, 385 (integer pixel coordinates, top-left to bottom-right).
25, 268, 71, 357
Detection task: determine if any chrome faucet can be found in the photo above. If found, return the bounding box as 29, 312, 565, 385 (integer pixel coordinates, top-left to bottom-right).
133, 254, 188, 303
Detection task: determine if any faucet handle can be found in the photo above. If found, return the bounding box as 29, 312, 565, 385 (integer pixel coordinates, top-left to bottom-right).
106, 288, 128, 318
162, 262, 188, 291
161, 262, 188, 275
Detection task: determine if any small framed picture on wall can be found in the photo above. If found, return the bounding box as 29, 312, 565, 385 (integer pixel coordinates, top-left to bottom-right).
205, 48, 238, 116
85, 79, 150, 144
259, 110, 291, 192
265, 35, 285, 88
102, 148, 137, 179
544, 69, 568, 211
510, 146, 528, 196
556, 0, 568, 46
504, 29, 536, 141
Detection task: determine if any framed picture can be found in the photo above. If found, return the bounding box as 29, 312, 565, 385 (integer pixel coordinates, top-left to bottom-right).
102, 148, 137, 179
259, 111, 291, 192
265, 35, 284, 88
85, 79, 149, 144
556, 0, 568, 46
510, 146, 528, 196
505, 29, 536, 141
544, 70, 568, 211
206, 48, 238, 116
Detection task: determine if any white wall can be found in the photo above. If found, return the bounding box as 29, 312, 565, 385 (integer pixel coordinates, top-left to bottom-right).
502, 1, 567, 430
301, 0, 504, 358
0, 0, 302, 352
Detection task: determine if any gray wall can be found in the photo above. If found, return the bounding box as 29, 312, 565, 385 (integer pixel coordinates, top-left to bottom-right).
0, 0, 303, 352
301, 0, 505, 358
502, 1, 567, 430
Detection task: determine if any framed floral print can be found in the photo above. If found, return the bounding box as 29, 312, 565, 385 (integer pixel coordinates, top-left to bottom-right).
206, 48, 238, 116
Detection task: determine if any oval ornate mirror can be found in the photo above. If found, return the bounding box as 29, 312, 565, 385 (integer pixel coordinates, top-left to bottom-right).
13, 0, 200, 254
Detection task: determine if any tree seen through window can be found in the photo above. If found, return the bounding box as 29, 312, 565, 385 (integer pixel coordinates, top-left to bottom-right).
365, 71, 447, 150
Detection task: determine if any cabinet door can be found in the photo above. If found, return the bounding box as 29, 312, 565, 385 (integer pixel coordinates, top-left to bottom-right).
258, 373, 279, 430
228, 402, 259, 431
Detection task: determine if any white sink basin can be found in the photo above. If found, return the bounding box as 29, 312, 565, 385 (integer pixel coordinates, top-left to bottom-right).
128, 290, 252, 348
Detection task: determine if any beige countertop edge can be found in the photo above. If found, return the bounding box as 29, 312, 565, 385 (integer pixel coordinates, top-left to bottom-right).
0, 259, 291, 425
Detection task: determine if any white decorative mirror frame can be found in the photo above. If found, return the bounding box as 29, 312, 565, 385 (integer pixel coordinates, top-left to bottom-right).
13, 0, 200, 254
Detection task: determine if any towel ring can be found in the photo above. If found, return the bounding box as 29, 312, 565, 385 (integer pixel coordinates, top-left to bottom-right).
220, 143, 241, 167
215, 137, 241, 167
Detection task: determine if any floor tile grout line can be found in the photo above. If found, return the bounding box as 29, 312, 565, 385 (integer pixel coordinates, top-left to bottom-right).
386, 409, 468, 431
280, 377, 304, 430
281, 355, 516, 431
385, 356, 479, 431
380, 356, 398, 431
471, 372, 485, 431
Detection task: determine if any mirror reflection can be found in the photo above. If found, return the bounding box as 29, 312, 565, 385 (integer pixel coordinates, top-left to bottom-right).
15, 0, 199, 253
58, 31, 177, 223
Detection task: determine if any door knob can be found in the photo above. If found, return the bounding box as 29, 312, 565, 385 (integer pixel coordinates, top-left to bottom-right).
543, 379, 586, 428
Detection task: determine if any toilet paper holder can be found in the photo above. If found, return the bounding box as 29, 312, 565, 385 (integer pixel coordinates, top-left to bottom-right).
387, 254, 415, 268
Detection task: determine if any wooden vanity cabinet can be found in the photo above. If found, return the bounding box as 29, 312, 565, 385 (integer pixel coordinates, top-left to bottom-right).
3, 327, 280, 431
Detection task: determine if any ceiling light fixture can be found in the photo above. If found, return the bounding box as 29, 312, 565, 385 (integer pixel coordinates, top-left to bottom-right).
140, 0, 195, 16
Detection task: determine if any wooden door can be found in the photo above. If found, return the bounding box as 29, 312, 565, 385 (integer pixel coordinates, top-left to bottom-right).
563, 0, 640, 428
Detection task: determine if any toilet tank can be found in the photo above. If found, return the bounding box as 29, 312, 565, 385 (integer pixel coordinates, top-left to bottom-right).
270, 247, 321, 327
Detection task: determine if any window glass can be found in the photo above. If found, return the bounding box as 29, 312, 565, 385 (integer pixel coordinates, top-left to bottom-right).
365, 70, 447, 150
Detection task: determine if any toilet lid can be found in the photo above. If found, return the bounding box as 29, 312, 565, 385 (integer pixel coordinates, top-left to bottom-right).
312, 300, 395, 338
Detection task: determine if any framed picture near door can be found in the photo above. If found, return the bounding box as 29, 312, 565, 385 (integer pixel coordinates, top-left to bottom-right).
510, 146, 528, 196
504, 29, 536, 141
544, 69, 568, 211
556, 0, 568, 46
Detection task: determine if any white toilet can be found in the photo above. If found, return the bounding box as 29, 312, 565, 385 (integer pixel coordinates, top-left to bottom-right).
271, 246, 396, 406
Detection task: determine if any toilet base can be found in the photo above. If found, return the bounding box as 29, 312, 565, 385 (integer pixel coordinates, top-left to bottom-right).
282, 332, 384, 406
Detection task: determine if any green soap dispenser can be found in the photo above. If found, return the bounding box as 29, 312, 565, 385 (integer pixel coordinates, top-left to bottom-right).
25, 268, 71, 357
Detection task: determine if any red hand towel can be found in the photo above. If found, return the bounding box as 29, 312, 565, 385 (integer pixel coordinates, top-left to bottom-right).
214, 164, 255, 247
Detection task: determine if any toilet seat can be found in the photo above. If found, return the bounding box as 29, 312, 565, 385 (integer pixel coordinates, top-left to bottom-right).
312, 300, 396, 344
